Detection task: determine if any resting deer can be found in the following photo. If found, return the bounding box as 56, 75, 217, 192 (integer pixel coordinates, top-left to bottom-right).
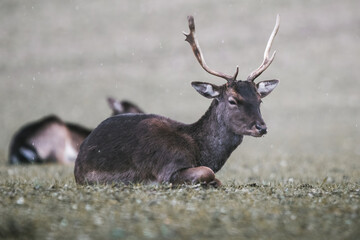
9, 98, 143, 165
74, 15, 280, 186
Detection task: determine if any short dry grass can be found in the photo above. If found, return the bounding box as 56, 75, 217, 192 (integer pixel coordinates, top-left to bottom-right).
0, 165, 359, 240
1, 0, 360, 239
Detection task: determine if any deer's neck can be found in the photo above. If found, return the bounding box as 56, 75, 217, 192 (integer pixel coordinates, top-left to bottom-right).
189, 100, 243, 172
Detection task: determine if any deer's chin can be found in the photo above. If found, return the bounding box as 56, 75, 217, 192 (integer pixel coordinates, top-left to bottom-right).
242, 130, 264, 138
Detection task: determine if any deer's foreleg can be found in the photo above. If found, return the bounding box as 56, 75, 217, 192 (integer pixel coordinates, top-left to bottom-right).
170, 166, 221, 187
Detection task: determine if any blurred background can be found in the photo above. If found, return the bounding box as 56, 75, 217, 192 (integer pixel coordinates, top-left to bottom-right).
1, 0, 359, 182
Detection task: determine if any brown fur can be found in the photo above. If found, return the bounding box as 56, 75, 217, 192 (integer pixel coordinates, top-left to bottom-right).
8, 98, 143, 165
28, 121, 77, 164
75, 80, 277, 186
74, 16, 279, 186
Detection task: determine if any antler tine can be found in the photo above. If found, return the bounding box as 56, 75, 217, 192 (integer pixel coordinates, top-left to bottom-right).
247, 14, 280, 82
184, 16, 238, 83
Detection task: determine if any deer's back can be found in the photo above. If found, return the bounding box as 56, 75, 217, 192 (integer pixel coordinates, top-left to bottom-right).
74, 113, 198, 185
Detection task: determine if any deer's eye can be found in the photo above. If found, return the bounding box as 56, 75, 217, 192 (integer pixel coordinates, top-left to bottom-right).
228, 97, 237, 106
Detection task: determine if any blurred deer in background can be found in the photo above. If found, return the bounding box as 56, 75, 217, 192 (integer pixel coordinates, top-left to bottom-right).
74, 15, 280, 186
107, 97, 143, 116
9, 98, 143, 165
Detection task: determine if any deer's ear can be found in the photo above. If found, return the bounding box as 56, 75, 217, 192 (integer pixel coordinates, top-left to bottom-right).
107, 97, 124, 114
256, 80, 279, 98
191, 82, 221, 99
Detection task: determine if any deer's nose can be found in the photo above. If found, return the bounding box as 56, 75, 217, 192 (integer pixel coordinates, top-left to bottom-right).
255, 124, 267, 135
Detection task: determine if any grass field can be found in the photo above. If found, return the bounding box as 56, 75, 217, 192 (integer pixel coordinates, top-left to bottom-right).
1, 166, 359, 239
1, 0, 360, 239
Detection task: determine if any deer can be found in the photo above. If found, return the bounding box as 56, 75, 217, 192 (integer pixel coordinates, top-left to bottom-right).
74, 15, 280, 186
9, 98, 144, 165
107, 97, 144, 116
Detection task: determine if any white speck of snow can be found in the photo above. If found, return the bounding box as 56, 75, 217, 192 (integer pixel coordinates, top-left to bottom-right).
85, 204, 92, 211
16, 197, 25, 205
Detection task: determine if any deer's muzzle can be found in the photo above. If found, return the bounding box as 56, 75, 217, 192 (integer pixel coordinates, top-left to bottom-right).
255, 124, 267, 135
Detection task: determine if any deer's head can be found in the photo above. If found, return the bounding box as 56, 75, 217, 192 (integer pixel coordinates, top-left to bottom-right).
184, 15, 280, 137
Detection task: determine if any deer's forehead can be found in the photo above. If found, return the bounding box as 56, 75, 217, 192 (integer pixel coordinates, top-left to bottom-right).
226, 81, 260, 101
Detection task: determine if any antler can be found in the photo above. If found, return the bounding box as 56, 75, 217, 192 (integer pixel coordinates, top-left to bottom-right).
247, 14, 280, 82
184, 16, 239, 83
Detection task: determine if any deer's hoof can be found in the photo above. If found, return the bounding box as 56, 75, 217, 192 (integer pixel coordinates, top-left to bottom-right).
201, 178, 222, 188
